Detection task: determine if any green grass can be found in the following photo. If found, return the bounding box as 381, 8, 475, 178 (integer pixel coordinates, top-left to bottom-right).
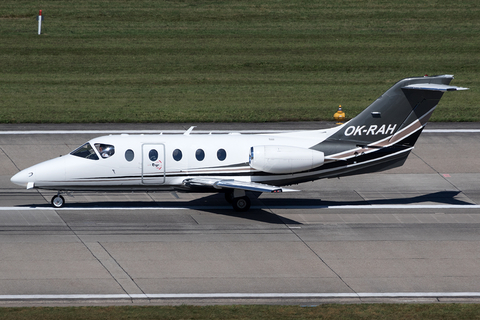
0, 0, 479, 123
1, 304, 480, 320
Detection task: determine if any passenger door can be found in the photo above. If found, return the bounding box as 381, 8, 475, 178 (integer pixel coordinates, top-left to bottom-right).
141, 144, 165, 184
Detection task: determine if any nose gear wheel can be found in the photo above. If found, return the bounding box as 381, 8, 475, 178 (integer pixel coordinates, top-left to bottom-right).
51, 195, 65, 208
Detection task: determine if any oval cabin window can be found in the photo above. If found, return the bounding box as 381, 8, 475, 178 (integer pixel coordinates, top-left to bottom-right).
217, 149, 227, 161
149, 149, 158, 161
195, 149, 205, 161
173, 149, 182, 161
125, 149, 134, 162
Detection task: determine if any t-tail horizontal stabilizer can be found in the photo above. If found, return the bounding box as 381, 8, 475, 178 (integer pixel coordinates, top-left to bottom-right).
316, 75, 468, 153
403, 83, 469, 91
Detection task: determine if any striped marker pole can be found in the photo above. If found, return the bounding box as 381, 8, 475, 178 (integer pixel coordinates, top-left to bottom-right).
37, 10, 42, 35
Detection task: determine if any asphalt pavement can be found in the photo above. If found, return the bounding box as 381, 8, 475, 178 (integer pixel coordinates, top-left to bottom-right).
0, 122, 479, 306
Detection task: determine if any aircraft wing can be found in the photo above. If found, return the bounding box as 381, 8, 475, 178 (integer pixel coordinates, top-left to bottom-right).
183, 178, 298, 193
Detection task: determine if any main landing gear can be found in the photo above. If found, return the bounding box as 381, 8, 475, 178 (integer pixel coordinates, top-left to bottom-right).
51, 193, 65, 208
225, 190, 251, 212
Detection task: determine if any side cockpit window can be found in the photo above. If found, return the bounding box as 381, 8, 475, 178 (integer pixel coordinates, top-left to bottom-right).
94, 143, 115, 159
70, 143, 99, 160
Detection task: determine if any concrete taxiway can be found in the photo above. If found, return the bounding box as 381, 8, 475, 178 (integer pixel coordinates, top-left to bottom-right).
0, 122, 479, 306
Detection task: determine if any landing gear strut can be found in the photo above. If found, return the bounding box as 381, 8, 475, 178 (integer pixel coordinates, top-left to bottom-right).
51, 194, 65, 208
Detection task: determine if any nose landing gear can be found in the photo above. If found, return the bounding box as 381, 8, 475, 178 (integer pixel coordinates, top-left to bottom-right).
51, 194, 65, 208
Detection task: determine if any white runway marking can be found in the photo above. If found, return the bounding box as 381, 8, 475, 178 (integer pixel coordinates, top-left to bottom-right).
314, 204, 480, 209
0, 204, 479, 211
0, 206, 190, 211
0, 292, 479, 300
425, 129, 480, 133
0, 129, 479, 135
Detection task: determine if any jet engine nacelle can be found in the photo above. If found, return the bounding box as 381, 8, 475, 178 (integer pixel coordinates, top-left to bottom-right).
249, 145, 324, 174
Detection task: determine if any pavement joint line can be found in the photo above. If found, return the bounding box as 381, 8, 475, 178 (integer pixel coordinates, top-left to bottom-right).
1, 292, 480, 300
81, 242, 145, 297
0, 129, 479, 135
1, 205, 480, 211
285, 221, 358, 295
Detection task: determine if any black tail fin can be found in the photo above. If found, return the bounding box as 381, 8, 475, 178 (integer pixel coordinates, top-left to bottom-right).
322, 75, 467, 151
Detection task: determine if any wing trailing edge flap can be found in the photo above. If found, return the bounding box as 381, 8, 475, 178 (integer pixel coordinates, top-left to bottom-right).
183, 178, 298, 193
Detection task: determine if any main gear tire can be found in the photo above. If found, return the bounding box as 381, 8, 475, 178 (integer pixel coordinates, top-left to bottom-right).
232, 196, 251, 212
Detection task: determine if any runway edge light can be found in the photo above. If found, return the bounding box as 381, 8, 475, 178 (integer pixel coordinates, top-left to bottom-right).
37, 10, 43, 35
334, 104, 345, 124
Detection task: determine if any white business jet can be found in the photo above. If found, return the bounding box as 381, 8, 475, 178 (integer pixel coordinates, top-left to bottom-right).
11, 75, 468, 211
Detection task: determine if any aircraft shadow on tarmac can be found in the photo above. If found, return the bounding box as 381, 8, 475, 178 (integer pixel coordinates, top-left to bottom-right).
258, 190, 473, 208
19, 190, 472, 225
21, 193, 299, 224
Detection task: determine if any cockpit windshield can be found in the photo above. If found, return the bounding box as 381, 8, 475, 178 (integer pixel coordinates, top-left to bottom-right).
94, 143, 115, 159
70, 143, 99, 160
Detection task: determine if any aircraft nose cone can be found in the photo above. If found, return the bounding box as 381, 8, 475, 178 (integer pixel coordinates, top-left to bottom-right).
10, 170, 33, 188
10, 156, 67, 189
